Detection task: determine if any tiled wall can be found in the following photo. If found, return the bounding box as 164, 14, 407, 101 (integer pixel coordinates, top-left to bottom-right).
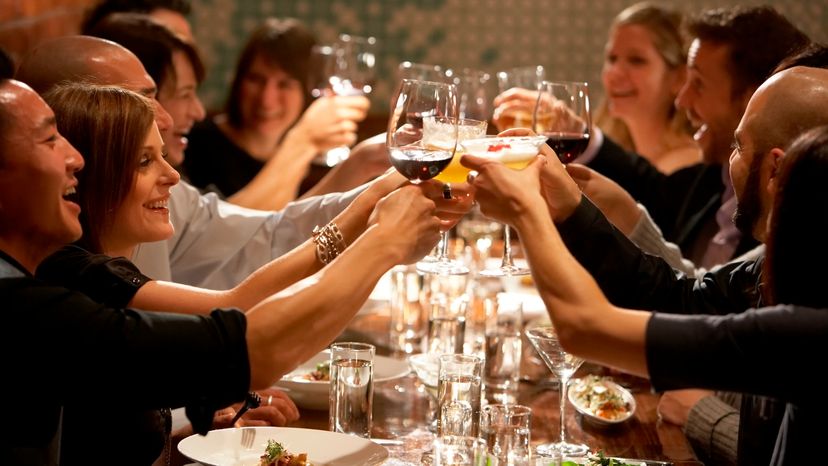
192, 0, 828, 113
2, 0, 826, 115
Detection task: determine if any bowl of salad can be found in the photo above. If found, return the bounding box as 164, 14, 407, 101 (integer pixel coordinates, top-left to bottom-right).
567, 375, 636, 425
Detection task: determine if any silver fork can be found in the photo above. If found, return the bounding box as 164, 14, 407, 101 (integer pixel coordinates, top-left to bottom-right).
240, 428, 256, 450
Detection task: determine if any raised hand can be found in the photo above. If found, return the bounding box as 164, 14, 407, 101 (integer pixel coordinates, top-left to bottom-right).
292, 94, 369, 152
566, 164, 641, 234
492, 87, 538, 131
367, 184, 442, 264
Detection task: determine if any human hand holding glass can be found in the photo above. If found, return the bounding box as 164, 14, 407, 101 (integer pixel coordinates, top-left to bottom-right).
459, 135, 547, 276
308, 35, 377, 166
533, 80, 591, 164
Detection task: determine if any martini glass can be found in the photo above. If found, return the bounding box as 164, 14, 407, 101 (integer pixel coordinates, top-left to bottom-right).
526, 326, 589, 457
460, 135, 547, 276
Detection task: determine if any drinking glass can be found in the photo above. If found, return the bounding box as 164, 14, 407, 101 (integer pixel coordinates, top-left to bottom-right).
409, 352, 441, 432
426, 291, 468, 356
418, 116, 488, 276
495, 65, 546, 130
329, 342, 375, 438
308, 35, 377, 166
483, 293, 523, 403
389, 265, 427, 355
446, 68, 493, 122
481, 404, 533, 465
525, 326, 588, 457
533, 81, 591, 164
460, 135, 548, 276
437, 353, 483, 437
387, 79, 458, 183
423, 435, 487, 465
398, 61, 447, 83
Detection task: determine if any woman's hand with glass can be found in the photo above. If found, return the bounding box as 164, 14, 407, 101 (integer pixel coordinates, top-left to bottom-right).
287, 93, 369, 153
366, 183, 443, 265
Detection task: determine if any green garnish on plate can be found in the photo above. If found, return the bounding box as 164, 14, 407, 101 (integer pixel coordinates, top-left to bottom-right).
264, 439, 285, 461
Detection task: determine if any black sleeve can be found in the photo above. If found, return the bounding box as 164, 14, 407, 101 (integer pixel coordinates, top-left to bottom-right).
3, 278, 250, 428
589, 137, 721, 241
557, 197, 761, 314
646, 305, 828, 405
36, 244, 151, 307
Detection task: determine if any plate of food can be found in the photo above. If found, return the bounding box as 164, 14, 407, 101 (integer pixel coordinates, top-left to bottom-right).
567, 375, 636, 425
178, 426, 388, 466
275, 350, 410, 409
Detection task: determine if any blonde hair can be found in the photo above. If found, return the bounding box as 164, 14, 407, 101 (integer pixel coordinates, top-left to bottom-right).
595, 2, 694, 154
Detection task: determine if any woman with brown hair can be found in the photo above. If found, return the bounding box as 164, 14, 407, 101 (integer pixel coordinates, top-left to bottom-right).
594, 2, 700, 173
184, 18, 383, 210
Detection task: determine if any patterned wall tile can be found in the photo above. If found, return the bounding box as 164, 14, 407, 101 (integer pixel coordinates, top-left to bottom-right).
192, 0, 828, 113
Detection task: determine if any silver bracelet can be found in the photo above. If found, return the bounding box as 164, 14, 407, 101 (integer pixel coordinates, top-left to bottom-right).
312, 222, 346, 265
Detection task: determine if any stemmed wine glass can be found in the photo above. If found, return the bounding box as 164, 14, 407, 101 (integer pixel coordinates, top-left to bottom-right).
461, 135, 547, 277
308, 34, 377, 166
495, 65, 546, 130
533, 80, 591, 164
387, 79, 458, 183
526, 326, 589, 458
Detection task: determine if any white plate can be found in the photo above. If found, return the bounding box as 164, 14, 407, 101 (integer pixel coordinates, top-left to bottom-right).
567, 376, 636, 425
178, 426, 388, 466
275, 350, 410, 409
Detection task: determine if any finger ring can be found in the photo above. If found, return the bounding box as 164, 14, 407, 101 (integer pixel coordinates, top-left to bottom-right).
442, 183, 453, 200
466, 171, 478, 184
266, 395, 273, 406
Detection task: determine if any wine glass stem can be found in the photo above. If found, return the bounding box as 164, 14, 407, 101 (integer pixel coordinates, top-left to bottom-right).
559, 375, 569, 445
437, 230, 451, 261
501, 225, 515, 269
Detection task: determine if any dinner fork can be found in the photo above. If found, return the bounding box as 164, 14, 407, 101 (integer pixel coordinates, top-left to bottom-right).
230, 392, 262, 427
240, 427, 256, 450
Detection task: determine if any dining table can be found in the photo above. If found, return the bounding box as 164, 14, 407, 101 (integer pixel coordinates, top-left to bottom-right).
286, 302, 704, 466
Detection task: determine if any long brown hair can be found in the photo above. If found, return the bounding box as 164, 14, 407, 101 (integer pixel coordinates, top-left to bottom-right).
225, 17, 317, 128
594, 2, 692, 154
42, 83, 155, 253
764, 126, 828, 307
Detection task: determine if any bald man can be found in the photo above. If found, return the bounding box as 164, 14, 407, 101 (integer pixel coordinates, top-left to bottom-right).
16, 35, 371, 289
502, 65, 828, 466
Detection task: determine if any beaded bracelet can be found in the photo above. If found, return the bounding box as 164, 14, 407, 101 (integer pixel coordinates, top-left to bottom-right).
312, 222, 346, 265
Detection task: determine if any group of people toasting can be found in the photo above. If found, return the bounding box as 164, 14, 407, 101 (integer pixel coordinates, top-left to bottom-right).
1, 0, 827, 465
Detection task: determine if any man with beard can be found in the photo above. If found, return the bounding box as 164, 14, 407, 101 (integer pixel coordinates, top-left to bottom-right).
503, 64, 828, 465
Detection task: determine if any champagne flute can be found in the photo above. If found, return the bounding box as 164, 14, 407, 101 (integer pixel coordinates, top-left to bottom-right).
308, 35, 377, 166
526, 326, 589, 457
461, 135, 547, 277
533, 80, 591, 164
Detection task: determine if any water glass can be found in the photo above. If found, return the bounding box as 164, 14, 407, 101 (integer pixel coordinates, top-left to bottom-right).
424, 435, 487, 465
389, 265, 426, 355
437, 353, 483, 437
484, 294, 523, 402
481, 404, 532, 465
426, 293, 468, 356
329, 342, 374, 437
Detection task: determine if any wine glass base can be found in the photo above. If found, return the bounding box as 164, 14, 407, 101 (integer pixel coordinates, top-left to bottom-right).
478, 265, 530, 277
417, 259, 470, 276
535, 441, 590, 458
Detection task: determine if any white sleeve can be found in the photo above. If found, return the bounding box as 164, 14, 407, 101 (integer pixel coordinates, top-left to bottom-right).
132, 181, 364, 290
628, 203, 699, 277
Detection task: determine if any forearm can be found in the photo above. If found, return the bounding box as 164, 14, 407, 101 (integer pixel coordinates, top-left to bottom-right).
512, 203, 650, 376
244, 225, 403, 388
228, 134, 317, 210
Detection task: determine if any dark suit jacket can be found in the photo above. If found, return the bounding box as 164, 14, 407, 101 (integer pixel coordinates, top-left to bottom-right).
589, 137, 757, 263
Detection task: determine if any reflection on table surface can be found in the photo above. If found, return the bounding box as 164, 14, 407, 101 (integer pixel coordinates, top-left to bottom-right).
287, 310, 703, 466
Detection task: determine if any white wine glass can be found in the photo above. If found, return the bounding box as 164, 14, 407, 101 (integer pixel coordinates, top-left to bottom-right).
533, 80, 591, 164
526, 326, 589, 458
308, 35, 377, 166
495, 65, 546, 130
461, 135, 547, 277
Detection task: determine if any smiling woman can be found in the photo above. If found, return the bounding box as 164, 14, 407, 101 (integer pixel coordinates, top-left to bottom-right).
42, 83, 180, 258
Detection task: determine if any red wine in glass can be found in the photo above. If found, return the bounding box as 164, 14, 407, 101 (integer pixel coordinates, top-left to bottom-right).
542, 132, 590, 164
389, 147, 453, 182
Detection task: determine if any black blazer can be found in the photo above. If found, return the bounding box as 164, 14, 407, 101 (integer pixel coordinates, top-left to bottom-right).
589, 137, 757, 263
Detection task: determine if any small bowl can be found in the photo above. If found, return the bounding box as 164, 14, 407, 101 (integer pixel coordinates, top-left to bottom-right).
567, 376, 636, 425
